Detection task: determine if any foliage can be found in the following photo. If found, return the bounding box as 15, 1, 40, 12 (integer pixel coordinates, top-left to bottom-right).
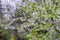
1, 0, 60, 40
19, 0, 60, 40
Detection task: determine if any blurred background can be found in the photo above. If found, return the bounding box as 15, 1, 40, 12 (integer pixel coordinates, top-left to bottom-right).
0, 0, 60, 40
